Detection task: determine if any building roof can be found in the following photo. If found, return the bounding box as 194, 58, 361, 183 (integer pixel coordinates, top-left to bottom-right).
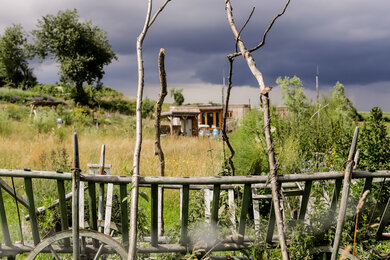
161, 111, 200, 118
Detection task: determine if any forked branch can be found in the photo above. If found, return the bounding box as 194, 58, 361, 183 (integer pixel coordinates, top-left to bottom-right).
222, 57, 236, 176
224, 0, 290, 259
129, 1, 171, 259
229, 0, 291, 59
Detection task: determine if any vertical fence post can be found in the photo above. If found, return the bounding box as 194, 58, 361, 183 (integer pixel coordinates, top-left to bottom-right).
266, 201, 276, 243
238, 184, 251, 244
298, 181, 312, 220
72, 133, 81, 260
151, 184, 158, 247
331, 127, 359, 260
228, 188, 237, 234
211, 184, 221, 227
180, 184, 189, 246
24, 177, 40, 245
120, 183, 129, 248
98, 145, 106, 233
0, 187, 12, 246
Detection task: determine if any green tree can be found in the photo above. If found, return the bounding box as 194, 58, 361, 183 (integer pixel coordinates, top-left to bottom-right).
359, 107, 390, 170
0, 24, 36, 88
31, 9, 117, 104
170, 88, 184, 105
142, 97, 156, 118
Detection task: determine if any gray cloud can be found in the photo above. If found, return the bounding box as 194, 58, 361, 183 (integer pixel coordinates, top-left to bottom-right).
1, 0, 389, 111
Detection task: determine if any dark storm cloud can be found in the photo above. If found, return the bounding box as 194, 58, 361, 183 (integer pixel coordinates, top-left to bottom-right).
1, 0, 390, 110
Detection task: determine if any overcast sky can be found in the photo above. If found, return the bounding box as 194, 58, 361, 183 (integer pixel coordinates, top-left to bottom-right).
1, 0, 389, 111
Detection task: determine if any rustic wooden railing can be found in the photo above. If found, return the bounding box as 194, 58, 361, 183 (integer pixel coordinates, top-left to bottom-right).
0, 168, 389, 259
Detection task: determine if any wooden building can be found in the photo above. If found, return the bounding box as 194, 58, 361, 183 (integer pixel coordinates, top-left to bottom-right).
162, 104, 250, 136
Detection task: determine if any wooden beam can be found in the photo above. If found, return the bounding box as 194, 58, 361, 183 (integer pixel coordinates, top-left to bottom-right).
331, 127, 359, 260
72, 132, 81, 259
238, 184, 252, 244
24, 177, 40, 245
151, 184, 158, 247
266, 201, 275, 244
211, 184, 221, 225
298, 181, 312, 220
120, 184, 129, 248
0, 188, 12, 246
180, 184, 189, 246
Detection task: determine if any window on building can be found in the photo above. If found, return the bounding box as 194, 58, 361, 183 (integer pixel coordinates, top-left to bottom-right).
207, 112, 213, 127
201, 112, 206, 125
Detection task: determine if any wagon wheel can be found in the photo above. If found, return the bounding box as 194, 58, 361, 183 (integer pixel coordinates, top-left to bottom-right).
310, 246, 359, 260
26, 229, 128, 260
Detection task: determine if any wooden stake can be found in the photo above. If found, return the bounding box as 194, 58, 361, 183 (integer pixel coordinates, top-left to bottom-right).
72, 132, 81, 259
331, 127, 359, 260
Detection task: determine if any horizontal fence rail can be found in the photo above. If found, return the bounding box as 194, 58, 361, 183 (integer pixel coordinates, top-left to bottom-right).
0, 169, 388, 184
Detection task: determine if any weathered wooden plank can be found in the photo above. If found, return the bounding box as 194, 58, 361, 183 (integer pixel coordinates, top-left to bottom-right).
0, 169, 388, 184
377, 197, 390, 236
266, 201, 275, 244
238, 184, 252, 244
211, 184, 221, 225
0, 178, 29, 208
180, 184, 189, 246
204, 188, 212, 223
79, 181, 85, 228
331, 127, 359, 260
56, 180, 69, 231
252, 188, 260, 233
119, 183, 129, 248
0, 188, 12, 246
252, 189, 304, 199
104, 182, 114, 235
228, 188, 237, 233
298, 180, 312, 220
97, 145, 106, 234
88, 181, 98, 231
24, 177, 40, 245
158, 186, 164, 237
151, 184, 158, 247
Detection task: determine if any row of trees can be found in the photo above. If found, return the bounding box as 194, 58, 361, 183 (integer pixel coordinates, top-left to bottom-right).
0, 9, 117, 104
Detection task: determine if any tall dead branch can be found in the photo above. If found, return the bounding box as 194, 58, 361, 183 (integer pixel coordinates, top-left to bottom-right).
129, 1, 171, 259
154, 48, 168, 235
222, 57, 236, 176
155, 48, 168, 177
224, 0, 290, 259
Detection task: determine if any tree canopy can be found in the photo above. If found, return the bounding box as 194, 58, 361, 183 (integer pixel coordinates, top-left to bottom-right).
32, 9, 117, 104
0, 24, 36, 88
170, 88, 184, 105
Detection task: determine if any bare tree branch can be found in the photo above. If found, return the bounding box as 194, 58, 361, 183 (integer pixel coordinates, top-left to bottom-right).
148, 0, 171, 27
235, 7, 255, 53
225, 0, 290, 258
222, 57, 236, 176
250, 0, 290, 52
229, 0, 291, 58
129, 0, 171, 259
155, 48, 168, 177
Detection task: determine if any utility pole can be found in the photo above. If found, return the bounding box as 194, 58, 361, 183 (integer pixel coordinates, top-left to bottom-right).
316, 65, 319, 105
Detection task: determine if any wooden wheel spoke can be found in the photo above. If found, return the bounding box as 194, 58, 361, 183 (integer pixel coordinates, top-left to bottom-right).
26, 229, 128, 260
48, 245, 61, 260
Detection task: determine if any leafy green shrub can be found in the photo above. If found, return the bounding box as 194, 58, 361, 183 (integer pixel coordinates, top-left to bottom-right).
229, 77, 357, 176
0, 87, 41, 103
359, 106, 390, 170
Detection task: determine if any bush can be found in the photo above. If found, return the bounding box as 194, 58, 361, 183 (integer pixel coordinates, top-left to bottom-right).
229, 77, 357, 176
